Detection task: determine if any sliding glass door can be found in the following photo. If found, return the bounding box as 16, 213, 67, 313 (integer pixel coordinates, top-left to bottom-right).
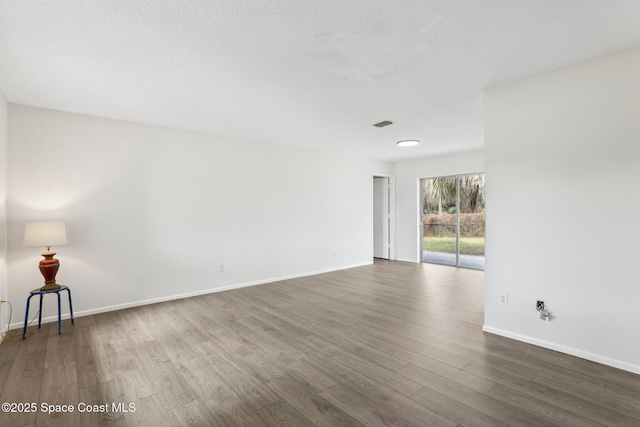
420, 174, 485, 270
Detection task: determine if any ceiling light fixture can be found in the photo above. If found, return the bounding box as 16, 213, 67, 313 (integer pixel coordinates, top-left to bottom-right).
397, 140, 420, 147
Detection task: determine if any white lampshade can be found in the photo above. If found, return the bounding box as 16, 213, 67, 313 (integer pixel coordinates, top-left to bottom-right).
24, 221, 68, 248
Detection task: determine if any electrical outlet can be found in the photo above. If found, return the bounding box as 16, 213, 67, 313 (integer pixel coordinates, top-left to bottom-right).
499, 293, 508, 306
218, 264, 224, 273
536, 300, 545, 311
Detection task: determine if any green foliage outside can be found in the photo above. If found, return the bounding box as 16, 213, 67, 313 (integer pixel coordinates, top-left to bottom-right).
423, 175, 485, 215
422, 175, 486, 257
423, 237, 485, 256
423, 213, 485, 238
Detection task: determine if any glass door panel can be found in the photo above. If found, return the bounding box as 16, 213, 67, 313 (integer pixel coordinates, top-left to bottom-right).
457, 174, 485, 270
421, 176, 457, 267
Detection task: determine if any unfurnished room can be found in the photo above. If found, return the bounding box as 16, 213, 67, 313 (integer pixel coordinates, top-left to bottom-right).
0, 1, 639, 426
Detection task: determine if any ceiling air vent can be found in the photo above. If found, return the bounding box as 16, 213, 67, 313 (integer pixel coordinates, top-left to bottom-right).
373, 120, 393, 128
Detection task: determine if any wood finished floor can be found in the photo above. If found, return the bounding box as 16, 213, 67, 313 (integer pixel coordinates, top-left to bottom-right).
1, 260, 639, 426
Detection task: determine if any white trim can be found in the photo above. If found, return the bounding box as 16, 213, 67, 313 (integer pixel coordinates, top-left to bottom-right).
483, 325, 640, 375
10, 262, 372, 330
416, 177, 422, 262
372, 172, 396, 261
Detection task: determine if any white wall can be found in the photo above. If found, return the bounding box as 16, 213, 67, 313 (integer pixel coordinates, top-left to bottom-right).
7, 105, 392, 325
484, 46, 640, 373
0, 91, 7, 337
395, 151, 484, 262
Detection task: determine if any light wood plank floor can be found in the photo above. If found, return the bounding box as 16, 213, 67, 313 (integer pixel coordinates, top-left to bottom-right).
1, 260, 639, 426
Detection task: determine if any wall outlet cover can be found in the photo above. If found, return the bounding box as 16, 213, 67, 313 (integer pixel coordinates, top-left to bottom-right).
500, 293, 508, 306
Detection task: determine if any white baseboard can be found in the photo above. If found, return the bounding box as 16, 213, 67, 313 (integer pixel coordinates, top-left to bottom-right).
9, 262, 372, 330
483, 325, 640, 375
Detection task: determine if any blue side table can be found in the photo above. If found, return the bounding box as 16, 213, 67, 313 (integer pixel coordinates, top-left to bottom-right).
23, 285, 75, 339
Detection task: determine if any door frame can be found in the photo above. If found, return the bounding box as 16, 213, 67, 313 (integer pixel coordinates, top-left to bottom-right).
372, 173, 396, 261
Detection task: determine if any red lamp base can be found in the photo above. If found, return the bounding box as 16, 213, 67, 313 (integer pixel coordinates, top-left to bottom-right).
39, 251, 61, 291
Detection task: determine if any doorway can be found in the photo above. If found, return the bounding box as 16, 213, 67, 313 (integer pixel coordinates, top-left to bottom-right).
373, 177, 389, 259
420, 173, 485, 270
373, 174, 395, 260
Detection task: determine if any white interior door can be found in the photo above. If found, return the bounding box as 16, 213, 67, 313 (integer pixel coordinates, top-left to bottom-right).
373, 177, 389, 259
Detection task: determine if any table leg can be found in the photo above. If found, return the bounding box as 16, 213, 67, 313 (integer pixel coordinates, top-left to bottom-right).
23, 294, 34, 339
57, 291, 62, 335
38, 294, 43, 329
66, 288, 75, 325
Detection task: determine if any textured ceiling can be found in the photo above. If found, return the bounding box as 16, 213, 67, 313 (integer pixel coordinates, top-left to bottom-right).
1, 1, 640, 161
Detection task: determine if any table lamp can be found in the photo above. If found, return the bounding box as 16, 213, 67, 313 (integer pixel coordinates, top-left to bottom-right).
24, 220, 68, 291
